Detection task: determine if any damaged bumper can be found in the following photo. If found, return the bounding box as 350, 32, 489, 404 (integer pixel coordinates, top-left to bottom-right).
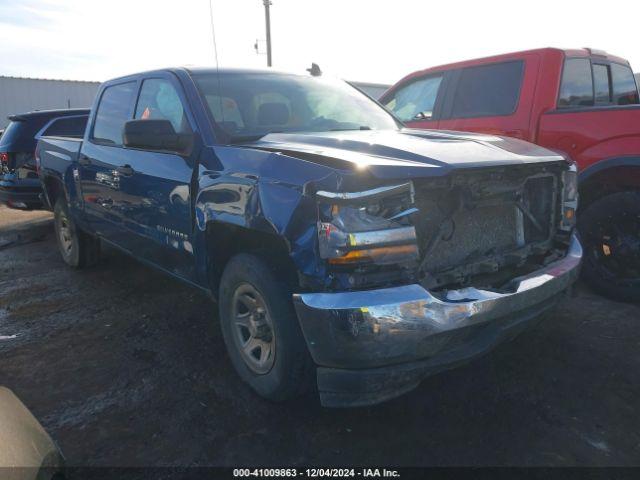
293, 233, 582, 407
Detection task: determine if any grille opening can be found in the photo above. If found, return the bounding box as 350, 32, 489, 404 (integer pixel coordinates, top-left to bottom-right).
413, 165, 562, 290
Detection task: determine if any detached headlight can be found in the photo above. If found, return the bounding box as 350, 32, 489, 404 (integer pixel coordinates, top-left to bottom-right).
560, 163, 578, 231
317, 183, 419, 265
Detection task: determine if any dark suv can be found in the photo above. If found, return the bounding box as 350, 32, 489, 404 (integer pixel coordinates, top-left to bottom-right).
0, 109, 89, 209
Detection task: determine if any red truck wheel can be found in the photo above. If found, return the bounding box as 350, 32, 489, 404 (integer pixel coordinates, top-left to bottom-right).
578, 191, 640, 302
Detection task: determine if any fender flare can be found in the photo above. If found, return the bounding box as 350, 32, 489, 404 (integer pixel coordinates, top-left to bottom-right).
578, 156, 640, 183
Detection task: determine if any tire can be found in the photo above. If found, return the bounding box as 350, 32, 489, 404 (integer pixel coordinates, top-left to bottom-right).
578, 191, 640, 302
53, 199, 101, 268
218, 253, 314, 401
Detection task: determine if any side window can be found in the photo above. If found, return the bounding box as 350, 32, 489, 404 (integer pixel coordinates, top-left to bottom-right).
558, 58, 594, 108
135, 78, 191, 134
593, 64, 611, 104
450, 61, 523, 118
92, 82, 136, 145
611, 63, 640, 105
42, 116, 88, 138
383, 75, 443, 122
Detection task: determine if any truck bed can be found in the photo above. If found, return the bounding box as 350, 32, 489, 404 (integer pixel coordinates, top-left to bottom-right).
37, 136, 82, 209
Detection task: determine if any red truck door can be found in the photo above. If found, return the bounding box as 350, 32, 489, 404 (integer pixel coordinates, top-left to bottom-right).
537, 57, 640, 172
435, 56, 540, 140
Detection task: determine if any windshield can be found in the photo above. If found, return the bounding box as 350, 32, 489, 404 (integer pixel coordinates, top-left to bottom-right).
193, 72, 399, 141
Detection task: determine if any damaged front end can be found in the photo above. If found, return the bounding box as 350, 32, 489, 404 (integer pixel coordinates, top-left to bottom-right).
314, 161, 578, 294
293, 160, 581, 407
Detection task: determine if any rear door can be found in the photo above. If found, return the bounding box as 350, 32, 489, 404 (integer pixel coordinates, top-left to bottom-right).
78, 80, 138, 243
538, 57, 640, 171
115, 74, 198, 279
436, 58, 536, 140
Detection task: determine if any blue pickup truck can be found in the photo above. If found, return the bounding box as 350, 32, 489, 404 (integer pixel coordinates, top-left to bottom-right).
37, 67, 582, 407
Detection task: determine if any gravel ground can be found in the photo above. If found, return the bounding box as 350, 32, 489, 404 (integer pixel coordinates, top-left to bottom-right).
0, 205, 639, 467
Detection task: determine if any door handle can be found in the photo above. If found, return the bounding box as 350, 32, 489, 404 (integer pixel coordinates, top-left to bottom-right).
78, 155, 92, 166
116, 164, 135, 176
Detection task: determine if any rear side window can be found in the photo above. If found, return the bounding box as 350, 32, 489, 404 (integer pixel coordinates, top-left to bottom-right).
134, 78, 191, 134
42, 116, 88, 138
0, 118, 48, 152
451, 61, 523, 118
92, 82, 137, 145
0, 120, 29, 149
558, 58, 594, 108
611, 63, 640, 105
383, 75, 443, 121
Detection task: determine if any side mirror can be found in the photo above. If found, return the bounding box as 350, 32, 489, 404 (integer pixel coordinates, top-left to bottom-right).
123, 119, 193, 154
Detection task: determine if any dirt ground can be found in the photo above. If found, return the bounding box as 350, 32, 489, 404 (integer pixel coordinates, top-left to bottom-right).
0, 205, 639, 467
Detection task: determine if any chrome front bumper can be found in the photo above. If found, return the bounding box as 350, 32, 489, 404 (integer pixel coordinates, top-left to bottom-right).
293, 233, 582, 406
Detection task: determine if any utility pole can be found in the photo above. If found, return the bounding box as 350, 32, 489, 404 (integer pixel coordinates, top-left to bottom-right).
263, 0, 272, 67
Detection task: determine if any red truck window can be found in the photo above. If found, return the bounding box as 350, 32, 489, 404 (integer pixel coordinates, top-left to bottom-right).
611, 63, 640, 105
450, 61, 523, 118
558, 58, 594, 108
383, 75, 443, 122
593, 64, 611, 104
559, 58, 640, 109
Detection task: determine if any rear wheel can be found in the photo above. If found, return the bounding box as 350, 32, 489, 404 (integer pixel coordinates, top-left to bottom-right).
218, 254, 314, 401
53, 200, 100, 268
578, 191, 640, 302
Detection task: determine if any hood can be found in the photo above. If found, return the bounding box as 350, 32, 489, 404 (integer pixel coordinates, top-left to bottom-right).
241, 128, 566, 179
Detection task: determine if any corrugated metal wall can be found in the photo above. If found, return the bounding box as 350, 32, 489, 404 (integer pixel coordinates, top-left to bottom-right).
0, 76, 100, 128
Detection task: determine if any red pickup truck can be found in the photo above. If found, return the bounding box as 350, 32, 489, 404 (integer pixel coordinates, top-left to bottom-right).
381, 47, 640, 301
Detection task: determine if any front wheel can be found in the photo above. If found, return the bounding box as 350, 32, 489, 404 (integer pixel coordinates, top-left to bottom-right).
578, 191, 640, 302
218, 254, 314, 401
53, 200, 101, 268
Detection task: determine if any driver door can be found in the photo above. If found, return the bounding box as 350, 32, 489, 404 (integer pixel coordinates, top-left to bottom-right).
117, 75, 199, 280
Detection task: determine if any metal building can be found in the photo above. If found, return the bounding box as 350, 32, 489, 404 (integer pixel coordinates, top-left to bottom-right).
0, 76, 100, 128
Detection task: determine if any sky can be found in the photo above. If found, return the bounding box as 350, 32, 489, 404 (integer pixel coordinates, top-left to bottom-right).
0, 0, 638, 85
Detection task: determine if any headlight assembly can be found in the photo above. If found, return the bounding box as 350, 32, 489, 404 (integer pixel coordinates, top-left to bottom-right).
316, 183, 419, 265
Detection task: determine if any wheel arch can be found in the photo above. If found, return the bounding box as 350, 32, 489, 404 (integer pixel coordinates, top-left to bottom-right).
578, 156, 640, 210
204, 221, 299, 298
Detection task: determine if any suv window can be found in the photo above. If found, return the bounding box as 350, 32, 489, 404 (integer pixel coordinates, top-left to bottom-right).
92, 82, 136, 145
135, 78, 191, 134
451, 61, 523, 118
383, 75, 443, 122
611, 63, 640, 105
42, 116, 88, 138
558, 58, 594, 108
